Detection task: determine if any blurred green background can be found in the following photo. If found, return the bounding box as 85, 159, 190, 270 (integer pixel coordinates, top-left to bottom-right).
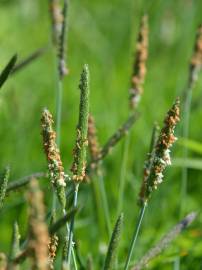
1, 0, 202, 269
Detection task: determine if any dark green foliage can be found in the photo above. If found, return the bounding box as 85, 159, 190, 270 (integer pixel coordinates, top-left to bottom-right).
0, 54, 17, 88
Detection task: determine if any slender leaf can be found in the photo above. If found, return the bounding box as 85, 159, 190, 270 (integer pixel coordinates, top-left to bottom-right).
0, 55, 17, 88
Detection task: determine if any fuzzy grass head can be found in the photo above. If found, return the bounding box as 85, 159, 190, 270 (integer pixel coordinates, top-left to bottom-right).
71, 64, 90, 182
189, 24, 202, 87
41, 108, 66, 208
27, 179, 49, 270
129, 15, 148, 109
139, 98, 180, 204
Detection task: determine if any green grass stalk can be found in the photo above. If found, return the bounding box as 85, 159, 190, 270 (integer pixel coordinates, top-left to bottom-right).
66, 183, 79, 267
117, 134, 130, 215
124, 203, 146, 270
97, 172, 111, 236
63, 208, 78, 270
180, 89, 192, 217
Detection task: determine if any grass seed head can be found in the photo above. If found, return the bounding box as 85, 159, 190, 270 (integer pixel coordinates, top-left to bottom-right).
27, 179, 49, 270
48, 235, 59, 269
0, 253, 7, 269
129, 15, 148, 109
0, 166, 10, 210
49, 0, 63, 45
58, 0, 69, 78
140, 98, 180, 203
138, 123, 159, 206
88, 114, 101, 171
71, 64, 90, 182
41, 108, 66, 208
189, 24, 202, 88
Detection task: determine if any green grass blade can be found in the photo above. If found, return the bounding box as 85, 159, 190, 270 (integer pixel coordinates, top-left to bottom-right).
0, 55, 17, 88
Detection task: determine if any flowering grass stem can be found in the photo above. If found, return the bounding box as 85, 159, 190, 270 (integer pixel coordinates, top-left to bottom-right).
180, 89, 192, 217
117, 134, 130, 215
66, 183, 79, 267
97, 172, 111, 236
124, 203, 146, 270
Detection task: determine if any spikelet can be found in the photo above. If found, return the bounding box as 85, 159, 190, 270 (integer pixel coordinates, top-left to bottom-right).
48, 211, 58, 269
0, 253, 7, 270
41, 108, 66, 208
48, 235, 58, 269
189, 24, 202, 88
49, 0, 63, 45
0, 166, 10, 210
103, 214, 123, 270
58, 0, 69, 78
88, 115, 100, 170
129, 15, 148, 109
9, 222, 21, 265
139, 99, 180, 204
27, 179, 49, 270
71, 65, 90, 182
138, 123, 159, 206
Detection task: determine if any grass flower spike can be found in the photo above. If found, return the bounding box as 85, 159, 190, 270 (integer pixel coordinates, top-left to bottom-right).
58, 0, 69, 78
71, 64, 90, 182
124, 99, 180, 270
189, 24, 202, 88
27, 179, 49, 270
41, 108, 66, 208
138, 123, 159, 205
0, 167, 10, 210
49, 0, 63, 45
129, 15, 148, 109
88, 114, 100, 165
103, 214, 123, 270
143, 98, 180, 202
66, 64, 90, 266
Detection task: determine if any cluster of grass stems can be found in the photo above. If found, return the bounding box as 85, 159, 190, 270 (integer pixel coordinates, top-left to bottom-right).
0, 2, 202, 270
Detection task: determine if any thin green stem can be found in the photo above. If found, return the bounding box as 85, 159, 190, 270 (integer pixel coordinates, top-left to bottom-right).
97, 171, 111, 236
56, 79, 63, 147
173, 257, 180, 270
63, 209, 78, 270
124, 203, 147, 270
180, 89, 192, 217
66, 183, 80, 267
117, 135, 130, 215
90, 174, 105, 234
